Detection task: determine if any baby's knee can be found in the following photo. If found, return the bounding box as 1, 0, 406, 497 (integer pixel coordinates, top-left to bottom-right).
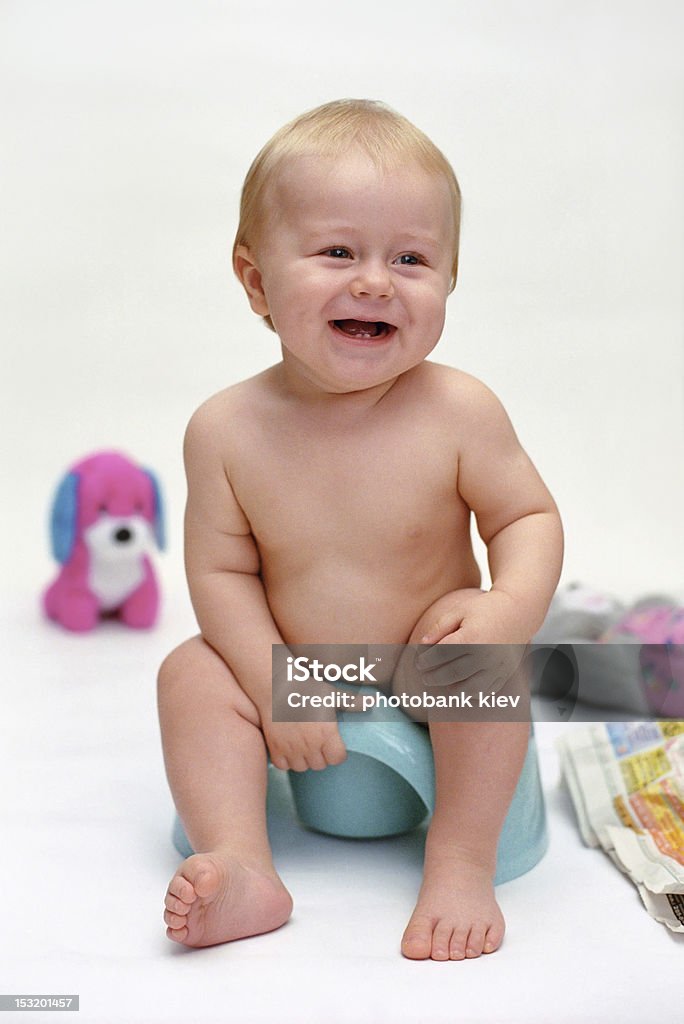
158, 636, 208, 700
157, 636, 260, 723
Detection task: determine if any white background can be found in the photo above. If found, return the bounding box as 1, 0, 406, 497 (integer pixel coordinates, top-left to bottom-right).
2, 0, 682, 602
2, 3, 683, 1022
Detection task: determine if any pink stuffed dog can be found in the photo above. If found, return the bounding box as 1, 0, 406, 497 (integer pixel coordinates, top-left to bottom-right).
43, 451, 165, 631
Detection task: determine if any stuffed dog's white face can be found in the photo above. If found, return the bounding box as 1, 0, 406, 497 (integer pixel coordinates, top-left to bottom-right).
83, 514, 156, 610
83, 514, 154, 561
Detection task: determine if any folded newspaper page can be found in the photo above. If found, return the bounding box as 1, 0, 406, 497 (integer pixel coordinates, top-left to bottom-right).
557, 721, 684, 932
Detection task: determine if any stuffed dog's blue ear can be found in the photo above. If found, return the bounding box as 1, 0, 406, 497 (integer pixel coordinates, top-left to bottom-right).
144, 468, 166, 550
50, 472, 79, 564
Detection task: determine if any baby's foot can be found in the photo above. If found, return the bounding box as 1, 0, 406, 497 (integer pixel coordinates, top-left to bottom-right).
401, 853, 505, 961
163, 852, 293, 948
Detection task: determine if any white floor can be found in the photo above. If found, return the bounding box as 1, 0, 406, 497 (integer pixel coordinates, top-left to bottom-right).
2, 589, 682, 1024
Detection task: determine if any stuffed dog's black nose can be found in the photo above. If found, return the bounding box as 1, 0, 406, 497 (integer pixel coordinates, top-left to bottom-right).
114, 527, 133, 543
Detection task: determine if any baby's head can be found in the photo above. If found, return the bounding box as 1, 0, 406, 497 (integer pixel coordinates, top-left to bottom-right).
232, 99, 461, 332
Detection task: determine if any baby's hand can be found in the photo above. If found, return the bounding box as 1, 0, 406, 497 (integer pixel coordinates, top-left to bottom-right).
260, 716, 347, 772
262, 665, 367, 771
416, 589, 528, 694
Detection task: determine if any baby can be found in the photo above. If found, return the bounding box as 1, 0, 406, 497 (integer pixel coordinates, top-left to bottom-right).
158, 99, 563, 961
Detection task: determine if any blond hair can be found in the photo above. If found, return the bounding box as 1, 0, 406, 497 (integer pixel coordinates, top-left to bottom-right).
232, 99, 461, 330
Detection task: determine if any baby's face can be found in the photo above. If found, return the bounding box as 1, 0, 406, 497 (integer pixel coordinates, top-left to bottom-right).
244, 150, 455, 394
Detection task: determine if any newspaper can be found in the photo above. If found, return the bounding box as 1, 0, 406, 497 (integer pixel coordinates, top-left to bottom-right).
557, 721, 684, 932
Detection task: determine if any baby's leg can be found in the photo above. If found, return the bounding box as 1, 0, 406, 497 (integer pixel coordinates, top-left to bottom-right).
158, 637, 292, 947
398, 593, 529, 961
401, 719, 529, 961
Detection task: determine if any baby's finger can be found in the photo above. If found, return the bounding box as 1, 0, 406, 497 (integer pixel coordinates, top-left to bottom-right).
417, 641, 472, 671
286, 752, 312, 773
420, 611, 465, 644
304, 749, 329, 771
421, 655, 480, 687
268, 750, 290, 771
321, 733, 347, 767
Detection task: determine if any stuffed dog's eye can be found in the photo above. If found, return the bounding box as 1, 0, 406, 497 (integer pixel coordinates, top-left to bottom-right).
98, 504, 108, 513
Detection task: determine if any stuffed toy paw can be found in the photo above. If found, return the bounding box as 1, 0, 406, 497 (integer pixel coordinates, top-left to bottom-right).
43, 450, 165, 632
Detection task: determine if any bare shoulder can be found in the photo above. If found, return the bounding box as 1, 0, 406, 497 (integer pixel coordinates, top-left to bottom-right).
184, 369, 277, 461
414, 361, 509, 427
182, 372, 279, 536
186, 370, 274, 433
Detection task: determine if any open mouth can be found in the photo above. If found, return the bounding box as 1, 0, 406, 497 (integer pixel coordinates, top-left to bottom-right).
331, 319, 394, 341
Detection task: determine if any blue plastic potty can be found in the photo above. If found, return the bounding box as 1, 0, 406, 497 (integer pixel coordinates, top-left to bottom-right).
288, 705, 435, 839
173, 705, 548, 887
288, 704, 548, 885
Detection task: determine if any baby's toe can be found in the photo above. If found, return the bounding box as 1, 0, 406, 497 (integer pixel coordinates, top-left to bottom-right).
430, 922, 453, 961
448, 927, 469, 960
164, 909, 189, 930
167, 874, 196, 905
401, 915, 434, 960
164, 892, 192, 915
166, 924, 189, 944
465, 924, 487, 958
483, 920, 505, 954
181, 855, 222, 900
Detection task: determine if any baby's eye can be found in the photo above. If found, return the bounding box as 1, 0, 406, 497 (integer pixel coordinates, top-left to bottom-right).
394, 253, 422, 266
322, 247, 352, 259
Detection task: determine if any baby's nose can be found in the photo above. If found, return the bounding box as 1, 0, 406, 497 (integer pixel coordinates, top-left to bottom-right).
350, 261, 393, 300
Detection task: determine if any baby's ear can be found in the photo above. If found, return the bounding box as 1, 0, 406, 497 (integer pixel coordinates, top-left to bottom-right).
234, 245, 269, 317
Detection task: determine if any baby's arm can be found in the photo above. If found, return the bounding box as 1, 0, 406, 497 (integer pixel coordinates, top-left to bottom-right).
422, 377, 563, 650
183, 401, 346, 771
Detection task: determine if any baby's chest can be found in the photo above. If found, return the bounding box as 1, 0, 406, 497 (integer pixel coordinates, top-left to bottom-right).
235, 437, 462, 553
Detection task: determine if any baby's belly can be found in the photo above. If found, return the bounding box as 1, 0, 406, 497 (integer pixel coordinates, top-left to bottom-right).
263, 549, 481, 647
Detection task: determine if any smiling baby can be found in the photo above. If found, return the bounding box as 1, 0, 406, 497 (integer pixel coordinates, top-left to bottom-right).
158, 99, 563, 960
